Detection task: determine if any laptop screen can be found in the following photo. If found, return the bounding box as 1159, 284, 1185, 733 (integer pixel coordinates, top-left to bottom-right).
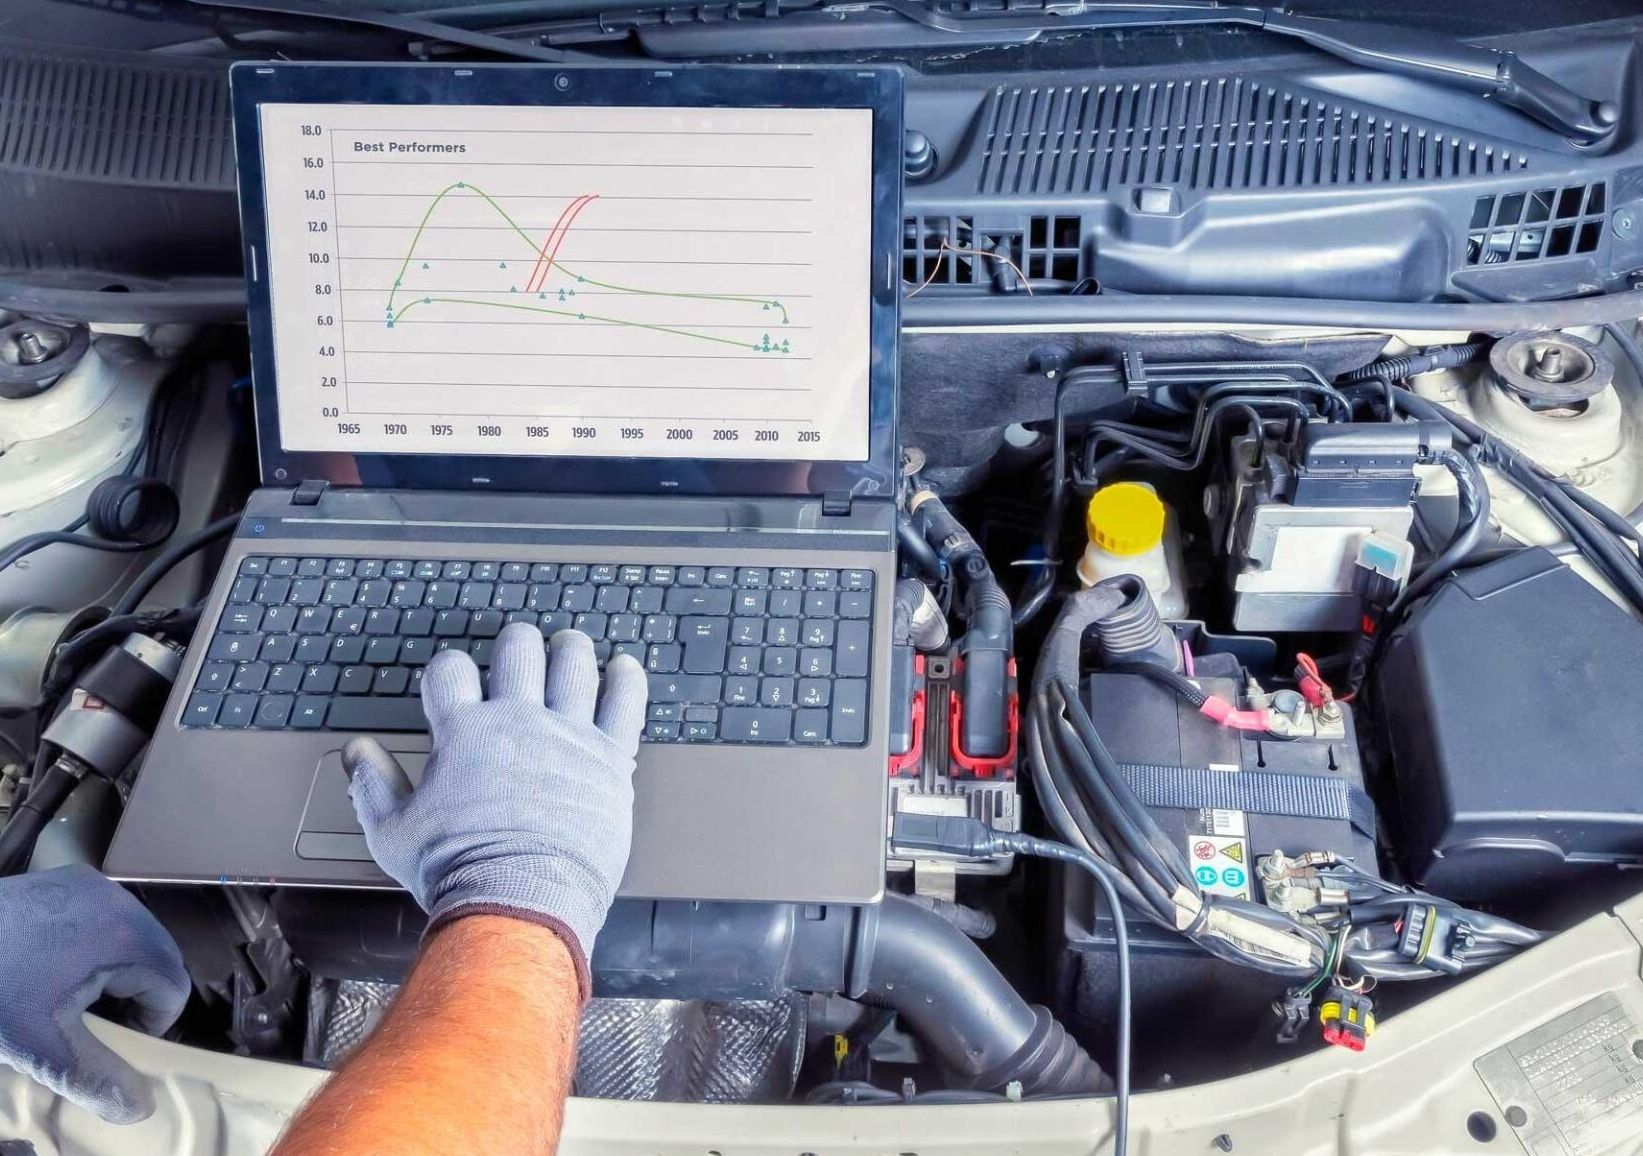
255, 100, 874, 465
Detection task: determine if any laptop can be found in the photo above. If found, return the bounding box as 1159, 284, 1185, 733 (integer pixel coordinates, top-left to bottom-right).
104, 63, 902, 904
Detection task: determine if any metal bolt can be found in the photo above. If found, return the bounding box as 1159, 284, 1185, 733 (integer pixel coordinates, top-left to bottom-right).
1320, 700, 1343, 725
1259, 851, 1288, 882
1530, 346, 1565, 382
1212, 1134, 1234, 1152
1614, 210, 1638, 240
14, 330, 51, 365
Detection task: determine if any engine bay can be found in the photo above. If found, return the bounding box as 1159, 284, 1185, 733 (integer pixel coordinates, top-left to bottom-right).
3, 2, 1643, 1140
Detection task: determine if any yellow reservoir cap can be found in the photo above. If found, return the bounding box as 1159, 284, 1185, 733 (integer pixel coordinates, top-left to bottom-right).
1086, 483, 1166, 557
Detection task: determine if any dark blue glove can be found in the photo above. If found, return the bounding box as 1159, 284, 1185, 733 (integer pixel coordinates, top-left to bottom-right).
0, 864, 189, 1124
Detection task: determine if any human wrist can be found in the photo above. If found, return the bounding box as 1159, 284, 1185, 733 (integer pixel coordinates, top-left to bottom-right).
423, 908, 589, 1003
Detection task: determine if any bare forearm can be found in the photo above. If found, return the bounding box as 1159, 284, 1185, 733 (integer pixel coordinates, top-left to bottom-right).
273, 915, 582, 1156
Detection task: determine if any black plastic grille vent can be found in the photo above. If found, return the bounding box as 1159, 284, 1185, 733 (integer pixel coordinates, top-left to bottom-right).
0, 46, 234, 188
977, 79, 1530, 196
1466, 184, 1606, 265
903, 214, 1083, 290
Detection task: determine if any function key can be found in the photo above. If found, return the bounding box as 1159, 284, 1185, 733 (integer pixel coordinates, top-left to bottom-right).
414, 561, 442, 580
502, 562, 531, 582
677, 566, 706, 587
267, 557, 298, 578
805, 569, 837, 590
531, 563, 559, 583
442, 561, 471, 580
356, 559, 385, 579
618, 565, 647, 585
590, 564, 618, 584
472, 561, 500, 582
384, 560, 414, 579
736, 568, 769, 588
297, 558, 328, 578
560, 564, 588, 584
772, 568, 803, 588
706, 567, 736, 587
841, 569, 874, 591
647, 566, 676, 586
326, 559, 356, 578
238, 557, 269, 576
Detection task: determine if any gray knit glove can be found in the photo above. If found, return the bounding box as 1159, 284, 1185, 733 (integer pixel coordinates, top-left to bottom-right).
0, 864, 189, 1124
343, 625, 647, 996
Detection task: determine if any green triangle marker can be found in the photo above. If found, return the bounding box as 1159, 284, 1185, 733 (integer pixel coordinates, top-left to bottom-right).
577, 313, 585, 320
423, 297, 431, 304
499, 261, 507, 268
538, 292, 546, 299
456, 181, 465, 188
420, 263, 428, 270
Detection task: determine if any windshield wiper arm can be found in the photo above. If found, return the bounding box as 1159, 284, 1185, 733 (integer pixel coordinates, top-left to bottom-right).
177, 0, 570, 61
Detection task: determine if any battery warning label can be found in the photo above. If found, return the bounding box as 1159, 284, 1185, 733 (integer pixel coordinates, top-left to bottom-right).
1188, 834, 1252, 899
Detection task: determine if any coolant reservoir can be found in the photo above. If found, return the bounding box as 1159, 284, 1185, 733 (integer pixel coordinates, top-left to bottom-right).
1076, 482, 1187, 619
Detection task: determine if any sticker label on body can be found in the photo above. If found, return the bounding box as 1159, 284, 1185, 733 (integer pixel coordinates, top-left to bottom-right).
1188, 834, 1252, 900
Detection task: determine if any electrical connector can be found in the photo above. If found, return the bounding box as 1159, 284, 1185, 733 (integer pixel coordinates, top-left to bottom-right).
1397, 903, 1471, 976
890, 812, 1002, 859
1318, 985, 1375, 1051
1273, 987, 1312, 1045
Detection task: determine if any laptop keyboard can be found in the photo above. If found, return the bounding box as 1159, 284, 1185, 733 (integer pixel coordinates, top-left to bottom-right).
180, 556, 875, 746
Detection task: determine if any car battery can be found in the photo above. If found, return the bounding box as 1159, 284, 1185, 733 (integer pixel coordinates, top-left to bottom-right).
1055, 658, 1381, 1070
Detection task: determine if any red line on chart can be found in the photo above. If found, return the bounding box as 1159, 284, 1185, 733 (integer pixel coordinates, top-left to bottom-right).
525, 193, 598, 293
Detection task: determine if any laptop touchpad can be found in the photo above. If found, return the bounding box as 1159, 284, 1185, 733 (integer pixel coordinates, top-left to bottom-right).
297, 749, 429, 860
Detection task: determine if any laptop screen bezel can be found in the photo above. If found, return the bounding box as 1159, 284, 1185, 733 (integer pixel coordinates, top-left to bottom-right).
231, 62, 901, 500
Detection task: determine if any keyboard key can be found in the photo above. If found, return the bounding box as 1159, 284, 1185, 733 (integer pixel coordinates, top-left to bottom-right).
530, 563, 559, 583
766, 619, 800, 647
649, 703, 682, 721
841, 569, 874, 590
385, 560, 414, 580
831, 679, 868, 743
504, 610, 539, 628
260, 634, 297, 663
326, 559, 355, 579
493, 583, 527, 611
803, 590, 837, 618
268, 663, 304, 693
678, 566, 706, 586
220, 604, 262, 632
390, 581, 426, 608
768, 590, 802, 617
794, 709, 829, 743
196, 662, 233, 693
435, 638, 470, 657
472, 561, 499, 582
618, 565, 647, 584
736, 567, 769, 588
218, 695, 257, 728
734, 589, 767, 616
760, 677, 794, 707
724, 676, 759, 705
291, 697, 329, 728
401, 607, 435, 636
322, 579, 358, 605
539, 611, 573, 636
365, 608, 400, 635
207, 635, 260, 662
731, 618, 764, 646
374, 666, 411, 695
256, 577, 291, 604
230, 576, 258, 603
646, 643, 681, 673
526, 584, 562, 611
680, 617, 728, 675
590, 564, 618, 584
646, 720, 681, 741
338, 665, 374, 695
458, 581, 494, 610
331, 607, 368, 636
302, 665, 340, 694
327, 696, 429, 732
647, 566, 675, 586
560, 564, 588, 584
255, 696, 294, 728
720, 707, 792, 743
728, 647, 760, 675
806, 569, 837, 590
799, 648, 833, 677
238, 557, 268, 576
838, 591, 873, 619
798, 678, 831, 707
642, 614, 676, 643
562, 585, 596, 613
433, 609, 469, 636
836, 621, 871, 677
414, 561, 442, 580
468, 610, 504, 638
294, 635, 331, 664
608, 614, 643, 643
442, 561, 471, 580
630, 586, 664, 615
502, 563, 531, 582
573, 612, 608, 641
262, 605, 299, 634
473, 639, 496, 667
648, 674, 722, 703
365, 637, 401, 664
706, 567, 735, 587
425, 581, 459, 609
297, 558, 327, 578
357, 579, 392, 607
357, 560, 385, 579
684, 706, 718, 723
763, 648, 797, 676
595, 585, 629, 613
684, 721, 717, 741
400, 637, 435, 665
802, 619, 836, 647
268, 557, 298, 577
182, 692, 222, 726
612, 641, 646, 664
772, 568, 802, 588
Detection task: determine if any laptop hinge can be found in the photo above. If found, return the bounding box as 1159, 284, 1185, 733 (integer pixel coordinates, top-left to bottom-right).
290, 479, 330, 506
821, 491, 852, 517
